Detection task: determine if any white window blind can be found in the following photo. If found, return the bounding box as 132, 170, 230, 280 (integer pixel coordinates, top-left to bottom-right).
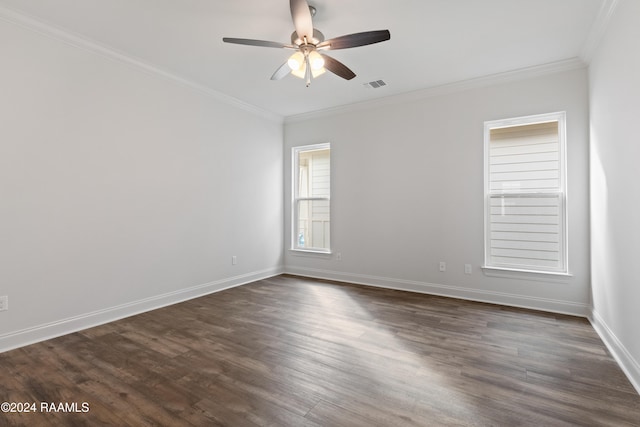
484, 113, 567, 274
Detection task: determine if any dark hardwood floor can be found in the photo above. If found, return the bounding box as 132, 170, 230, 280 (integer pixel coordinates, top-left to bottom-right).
1, 275, 639, 426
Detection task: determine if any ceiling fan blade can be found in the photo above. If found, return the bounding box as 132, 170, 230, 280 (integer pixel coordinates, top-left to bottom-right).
271, 62, 291, 80
317, 30, 390, 50
320, 54, 356, 80
223, 38, 294, 49
290, 0, 314, 40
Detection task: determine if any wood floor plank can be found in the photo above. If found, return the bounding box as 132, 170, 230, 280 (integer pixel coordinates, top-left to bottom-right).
1, 274, 639, 426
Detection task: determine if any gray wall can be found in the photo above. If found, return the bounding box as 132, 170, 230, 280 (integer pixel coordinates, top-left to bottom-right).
284, 67, 591, 316
589, 0, 640, 393
0, 19, 284, 350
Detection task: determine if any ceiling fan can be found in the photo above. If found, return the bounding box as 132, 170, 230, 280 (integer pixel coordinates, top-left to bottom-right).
222, 0, 390, 87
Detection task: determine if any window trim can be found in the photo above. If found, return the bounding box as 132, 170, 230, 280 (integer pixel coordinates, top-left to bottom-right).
482, 112, 569, 276
291, 143, 331, 254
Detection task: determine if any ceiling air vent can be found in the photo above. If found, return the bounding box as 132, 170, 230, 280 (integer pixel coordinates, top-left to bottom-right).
364, 80, 387, 89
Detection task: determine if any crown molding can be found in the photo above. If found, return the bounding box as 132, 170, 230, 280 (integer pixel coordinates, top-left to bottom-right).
0, 5, 283, 123
285, 57, 586, 124
580, 0, 620, 64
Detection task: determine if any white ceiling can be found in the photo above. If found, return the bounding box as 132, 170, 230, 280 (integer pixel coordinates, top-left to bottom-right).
1, 0, 605, 118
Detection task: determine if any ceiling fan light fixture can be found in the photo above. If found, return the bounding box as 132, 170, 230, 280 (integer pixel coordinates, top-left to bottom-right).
291, 63, 307, 78
287, 51, 305, 70
290, 48, 325, 80
291, 61, 325, 80
308, 50, 325, 70
311, 67, 326, 78
291, 64, 327, 79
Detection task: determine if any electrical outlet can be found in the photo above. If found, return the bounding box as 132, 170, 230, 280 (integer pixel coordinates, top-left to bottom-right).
465, 264, 472, 275
336, 252, 342, 261
439, 261, 446, 272
232, 256, 237, 265
0, 296, 8, 311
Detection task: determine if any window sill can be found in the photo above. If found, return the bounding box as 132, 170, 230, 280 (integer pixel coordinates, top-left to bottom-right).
289, 248, 332, 257
482, 266, 572, 283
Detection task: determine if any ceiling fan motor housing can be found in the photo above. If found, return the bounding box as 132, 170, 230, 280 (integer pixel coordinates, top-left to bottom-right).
291, 29, 325, 46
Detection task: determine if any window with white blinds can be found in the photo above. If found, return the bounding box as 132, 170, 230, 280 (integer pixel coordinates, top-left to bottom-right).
292, 143, 331, 253
484, 112, 567, 274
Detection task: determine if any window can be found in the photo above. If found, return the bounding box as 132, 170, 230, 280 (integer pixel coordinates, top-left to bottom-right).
484, 112, 567, 274
292, 143, 330, 252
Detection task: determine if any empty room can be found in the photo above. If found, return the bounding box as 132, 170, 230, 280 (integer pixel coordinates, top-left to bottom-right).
1, 0, 639, 425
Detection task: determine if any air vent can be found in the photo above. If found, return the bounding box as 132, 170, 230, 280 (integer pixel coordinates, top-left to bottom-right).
363, 80, 387, 89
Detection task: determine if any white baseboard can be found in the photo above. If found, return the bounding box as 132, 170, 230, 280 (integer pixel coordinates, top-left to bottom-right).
0, 266, 283, 354
284, 266, 591, 317
590, 309, 640, 395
